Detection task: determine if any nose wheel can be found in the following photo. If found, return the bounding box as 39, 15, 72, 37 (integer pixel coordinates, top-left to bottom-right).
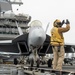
30, 58, 34, 67
30, 58, 40, 67
36, 59, 40, 67
29, 49, 40, 67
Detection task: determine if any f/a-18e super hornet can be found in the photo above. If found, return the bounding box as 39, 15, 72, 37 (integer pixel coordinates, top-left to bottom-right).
0, 19, 49, 66
0, 19, 75, 67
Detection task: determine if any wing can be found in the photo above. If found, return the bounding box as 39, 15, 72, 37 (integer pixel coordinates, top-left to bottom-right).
38, 34, 52, 56
12, 33, 28, 43
12, 33, 29, 55
0, 33, 29, 56
38, 34, 75, 56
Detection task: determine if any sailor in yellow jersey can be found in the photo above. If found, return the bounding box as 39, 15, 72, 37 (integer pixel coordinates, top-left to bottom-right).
51, 19, 70, 70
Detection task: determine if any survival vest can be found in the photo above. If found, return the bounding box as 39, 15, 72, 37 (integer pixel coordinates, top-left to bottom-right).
51, 27, 64, 46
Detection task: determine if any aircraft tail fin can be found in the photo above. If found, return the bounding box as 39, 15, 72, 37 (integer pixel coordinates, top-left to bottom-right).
45, 22, 50, 33
16, 21, 23, 35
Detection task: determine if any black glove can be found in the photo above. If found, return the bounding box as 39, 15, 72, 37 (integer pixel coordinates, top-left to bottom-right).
61, 20, 65, 25
65, 19, 70, 24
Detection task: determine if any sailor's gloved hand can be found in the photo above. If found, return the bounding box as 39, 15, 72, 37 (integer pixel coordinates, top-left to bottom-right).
65, 19, 70, 24
61, 20, 65, 25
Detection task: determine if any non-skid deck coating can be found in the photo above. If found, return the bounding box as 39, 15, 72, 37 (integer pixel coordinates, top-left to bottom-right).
0, 64, 75, 75
26, 64, 75, 74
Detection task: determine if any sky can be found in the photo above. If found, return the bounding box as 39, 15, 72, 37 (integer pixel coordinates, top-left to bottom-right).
12, 0, 75, 44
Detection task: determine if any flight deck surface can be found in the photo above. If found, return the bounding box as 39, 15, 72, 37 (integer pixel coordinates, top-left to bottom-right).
26, 64, 75, 71
25, 64, 75, 75
0, 64, 75, 75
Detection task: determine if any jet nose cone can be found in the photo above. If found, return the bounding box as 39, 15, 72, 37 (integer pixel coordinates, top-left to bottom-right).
36, 33, 45, 41
33, 28, 46, 46
28, 27, 46, 47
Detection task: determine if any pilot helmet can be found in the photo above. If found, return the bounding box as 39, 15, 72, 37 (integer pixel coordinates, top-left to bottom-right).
53, 19, 62, 27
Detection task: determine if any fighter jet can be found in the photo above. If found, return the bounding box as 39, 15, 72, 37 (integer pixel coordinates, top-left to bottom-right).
0, 20, 75, 67
0, 20, 48, 66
